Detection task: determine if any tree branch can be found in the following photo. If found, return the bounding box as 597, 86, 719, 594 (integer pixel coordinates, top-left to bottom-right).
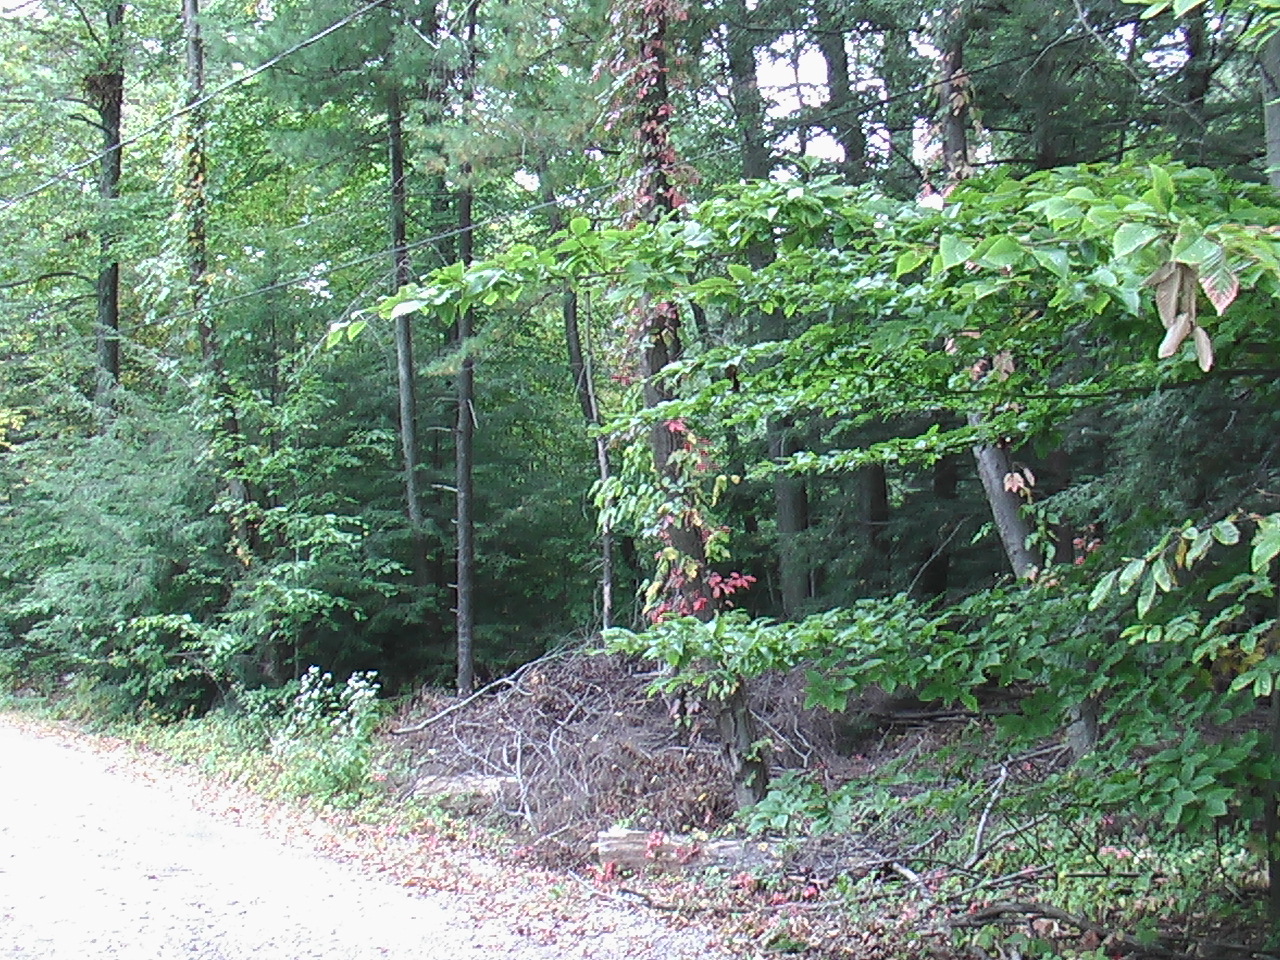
0, 271, 93, 291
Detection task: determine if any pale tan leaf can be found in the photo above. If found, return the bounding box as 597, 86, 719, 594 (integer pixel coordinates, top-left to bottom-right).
1158, 315, 1192, 358
1199, 268, 1239, 315
1144, 261, 1179, 328
1142, 261, 1176, 287
1193, 325, 1214, 372
1177, 261, 1199, 327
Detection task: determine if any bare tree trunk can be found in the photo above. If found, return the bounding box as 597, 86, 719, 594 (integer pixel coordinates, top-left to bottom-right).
183, 0, 207, 329
861, 462, 892, 587
1262, 32, 1280, 192
916, 450, 958, 598
938, 32, 970, 180
91, 3, 125, 407
727, 0, 810, 618
542, 173, 616, 629
937, 25, 1041, 581
388, 83, 429, 589
968, 416, 1040, 579
454, 0, 479, 697
815, 3, 866, 183
1259, 41, 1280, 934
635, 0, 766, 807
769, 426, 811, 615
565, 288, 616, 628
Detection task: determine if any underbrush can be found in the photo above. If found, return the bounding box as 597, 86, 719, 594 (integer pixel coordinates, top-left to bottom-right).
390, 651, 1274, 957
4, 666, 409, 813
6, 653, 1276, 958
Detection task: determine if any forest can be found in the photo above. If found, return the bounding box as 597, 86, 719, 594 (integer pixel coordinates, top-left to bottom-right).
6, 0, 1280, 954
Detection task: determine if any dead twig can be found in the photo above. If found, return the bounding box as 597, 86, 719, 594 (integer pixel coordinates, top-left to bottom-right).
966, 764, 1008, 869
391, 653, 565, 734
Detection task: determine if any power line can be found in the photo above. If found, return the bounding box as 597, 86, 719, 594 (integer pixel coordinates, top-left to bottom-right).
0, 0, 394, 211
4, 18, 1136, 332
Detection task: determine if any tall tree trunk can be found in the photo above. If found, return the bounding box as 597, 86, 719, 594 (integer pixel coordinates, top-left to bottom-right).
91, 3, 125, 406
916, 450, 958, 598
183, 0, 207, 328
1262, 32, 1280, 192
183, 0, 269, 667
454, 0, 479, 697
968, 413, 1040, 579
938, 26, 1041, 581
727, 0, 810, 617
1177, 8, 1212, 161
938, 31, 969, 179
769, 427, 811, 615
634, 0, 766, 807
815, 4, 866, 183
542, 172, 616, 629
1259, 39, 1280, 935
388, 83, 429, 589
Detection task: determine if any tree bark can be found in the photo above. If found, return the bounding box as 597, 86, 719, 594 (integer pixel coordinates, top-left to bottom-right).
542, 173, 616, 629
727, 0, 810, 618
937, 28, 1041, 581
634, 0, 766, 807
769, 426, 811, 616
91, 3, 125, 407
815, 4, 866, 183
968, 413, 1040, 579
1262, 32, 1280, 192
388, 83, 429, 590
454, 0, 479, 697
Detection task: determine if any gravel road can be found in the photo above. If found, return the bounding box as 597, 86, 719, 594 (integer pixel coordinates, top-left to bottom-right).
0, 718, 726, 960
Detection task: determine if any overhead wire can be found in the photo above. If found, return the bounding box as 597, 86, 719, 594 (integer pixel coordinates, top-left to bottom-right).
0, 0, 395, 211
0, 0, 482, 213
3, 9, 1160, 338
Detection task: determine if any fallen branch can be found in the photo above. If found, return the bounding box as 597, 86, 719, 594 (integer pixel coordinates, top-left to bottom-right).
952, 900, 1104, 934
952, 901, 1194, 960
595, 826, 780, 873
966, 764, 1008, 869
391, 650, 570, 735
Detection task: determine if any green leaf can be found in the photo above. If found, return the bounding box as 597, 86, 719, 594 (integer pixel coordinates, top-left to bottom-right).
1113, 222, 1160, 259
1137, 571, 1159, 619
388, 299, 425, 319
1252, 516, 1280, 573
1171, 0, 1207, 14
1187, 529, 1214, 565
1089, 569, 1119, 610
569, 216, 590, 236
1153, 557, 1175, 592
976, 236, 1026, 269
895, 248, 928, 278
1031, 246, 1070, 279
1212, 520, 1240, 545
727, 263, 754, 283
939, 235, 975, 270
1171, 231, 1220, 267
1118, 558, 1147, 594
1149, 165, 1176, 214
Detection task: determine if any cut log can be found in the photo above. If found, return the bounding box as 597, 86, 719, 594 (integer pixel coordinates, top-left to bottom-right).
594, 826, 779, 873
404, 773, 514, 814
